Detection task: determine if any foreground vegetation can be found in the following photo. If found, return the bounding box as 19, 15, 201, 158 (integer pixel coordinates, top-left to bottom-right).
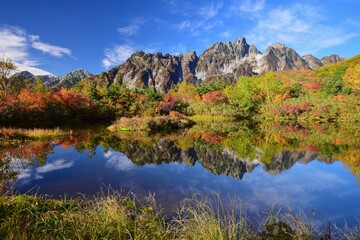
1, 191, 359, 239
1, 55, 360, 127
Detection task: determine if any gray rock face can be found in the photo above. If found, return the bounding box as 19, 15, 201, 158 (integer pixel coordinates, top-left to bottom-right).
302, 54, 324, 69
259, 43, 310, 73
95, 51, 198, 92
321, 54, 343, 65
195, 37, 257, 81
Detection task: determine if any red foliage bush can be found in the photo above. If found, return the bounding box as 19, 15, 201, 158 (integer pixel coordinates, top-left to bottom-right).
303, 82, 323, 91
201, 91, 227, 105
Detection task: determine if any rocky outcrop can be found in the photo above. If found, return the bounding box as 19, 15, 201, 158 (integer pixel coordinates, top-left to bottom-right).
302, 54, 324, 69
321, 54, 343, 65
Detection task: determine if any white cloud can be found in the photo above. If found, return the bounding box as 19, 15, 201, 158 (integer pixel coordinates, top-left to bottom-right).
32, 41, 72, 57
0, 25, 71, 75
36, 159, 74, 173
13, 158, 74, 185
198, 2, 223, 20
104, 150, 135, 171
102, 44, 136, 68
230, 0, 265, 14
0, 26, 28, 63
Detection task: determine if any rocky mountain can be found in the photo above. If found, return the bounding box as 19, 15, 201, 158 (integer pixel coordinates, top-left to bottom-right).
321, 54, 343, 65
76, 37, 343, 92
302, 54, 324, 69
88, 51, 198, 92
195, 38, 259, 81
46, 69, 93, 88
10, 71, 57, 85
302, 54, 343, 70
259, 43, 310, 72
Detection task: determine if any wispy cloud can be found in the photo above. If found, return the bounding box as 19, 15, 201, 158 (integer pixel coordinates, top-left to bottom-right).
176, 19, 224, 36
102, 44, 136, 68
118, 24, 140, 37
230, 0, 265, 14
32, 41, 72, 57
198, 2, 223, 20
245, 3, 357, 54
118, 18, 147, 37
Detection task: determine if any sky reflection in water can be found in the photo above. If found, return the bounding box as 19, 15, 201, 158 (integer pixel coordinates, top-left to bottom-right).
13, 144, 360, 225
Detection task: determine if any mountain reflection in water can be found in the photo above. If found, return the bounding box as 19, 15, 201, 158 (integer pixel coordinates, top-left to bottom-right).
1, 122, 360, 224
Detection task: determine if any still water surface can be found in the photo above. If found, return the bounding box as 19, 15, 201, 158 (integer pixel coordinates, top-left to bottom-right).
3, 123, 360, 225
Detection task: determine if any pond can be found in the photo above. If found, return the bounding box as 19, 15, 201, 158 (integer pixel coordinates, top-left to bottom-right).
1, 121, 360, 226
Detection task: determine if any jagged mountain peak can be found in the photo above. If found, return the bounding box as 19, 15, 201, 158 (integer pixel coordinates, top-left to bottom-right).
78, 37, 343, 92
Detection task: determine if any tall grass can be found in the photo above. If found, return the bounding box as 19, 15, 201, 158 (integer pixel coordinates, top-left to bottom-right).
0, 127, 70, 139
0, 191, 359, 239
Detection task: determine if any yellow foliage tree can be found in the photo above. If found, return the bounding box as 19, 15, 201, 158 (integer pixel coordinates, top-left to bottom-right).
343, 63, 360, 91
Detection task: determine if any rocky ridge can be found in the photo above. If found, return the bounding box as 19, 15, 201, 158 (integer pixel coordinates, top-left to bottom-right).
88, 37, 342, 92
46, 69, 93, 88
10, 69, 93, 89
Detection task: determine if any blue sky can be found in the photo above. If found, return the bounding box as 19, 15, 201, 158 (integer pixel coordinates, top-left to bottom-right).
0, 0, 359, 76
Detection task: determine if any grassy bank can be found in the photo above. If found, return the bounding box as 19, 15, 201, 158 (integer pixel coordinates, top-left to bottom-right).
0, 192, 359, 239
0, 128, 70, 139
0, 127, 71, 148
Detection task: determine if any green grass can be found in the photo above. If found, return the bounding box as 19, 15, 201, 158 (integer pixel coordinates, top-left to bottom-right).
1, 191, 359, 239
190, 115, 237, 122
